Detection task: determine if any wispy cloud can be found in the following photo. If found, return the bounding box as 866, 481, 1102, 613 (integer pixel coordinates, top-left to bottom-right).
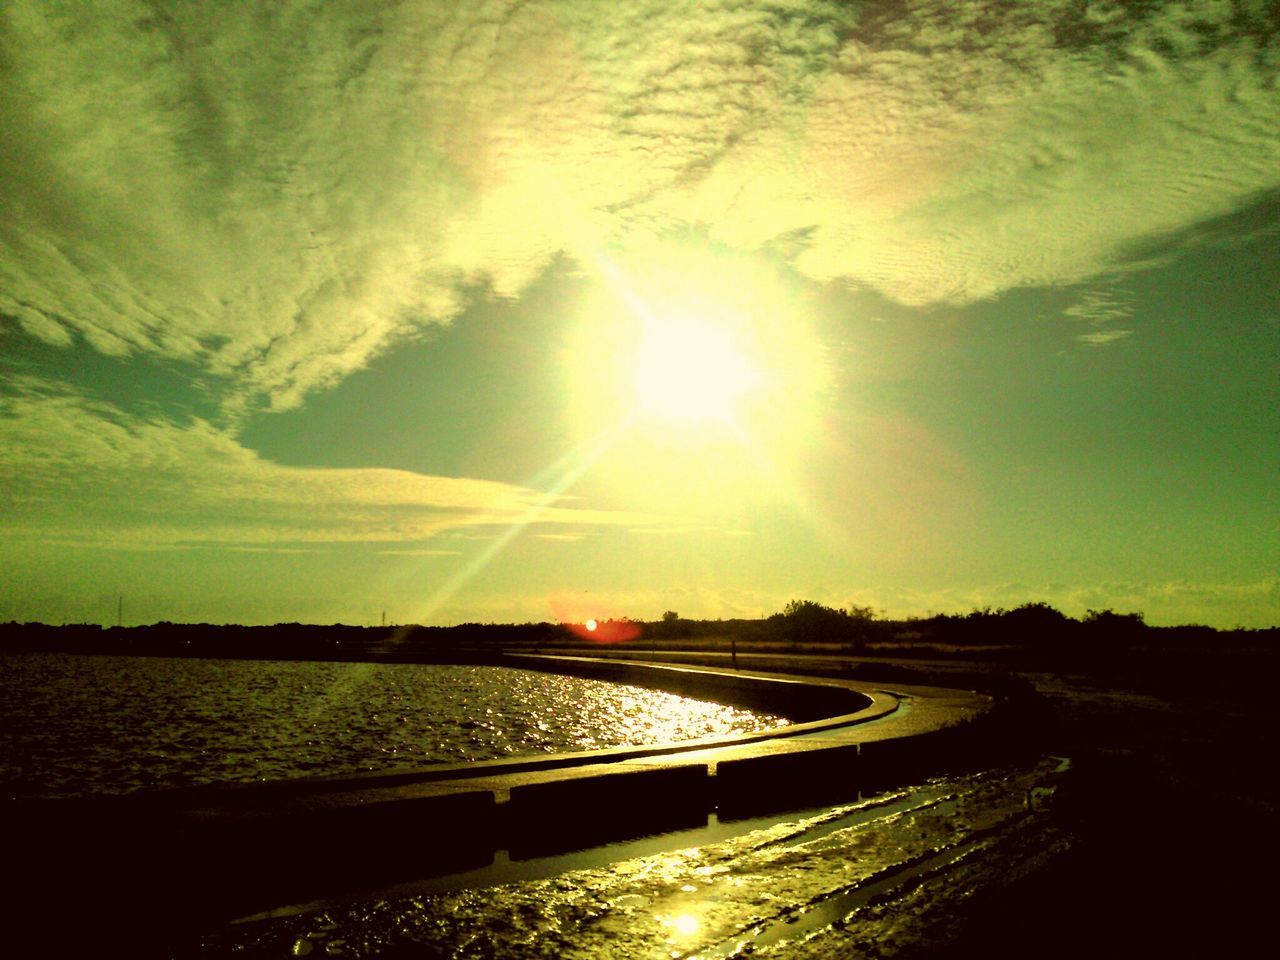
373, 548, 464, 557
0, 378, 659, 548
657, 0, 1280, 304
1076, 329, 1134, 347
1, 1, 1275, 415
220, 546, 325, 555
1065, 288, 1135, 345
1064, 289, 1134, 327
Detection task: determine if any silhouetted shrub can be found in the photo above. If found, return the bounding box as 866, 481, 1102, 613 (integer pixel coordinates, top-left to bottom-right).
765, 600, 875, 651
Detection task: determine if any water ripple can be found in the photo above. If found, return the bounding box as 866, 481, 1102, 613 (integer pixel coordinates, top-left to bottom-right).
0, 652, 786, 798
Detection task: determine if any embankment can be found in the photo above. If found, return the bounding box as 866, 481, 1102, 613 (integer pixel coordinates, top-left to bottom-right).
8, 655, 994, 953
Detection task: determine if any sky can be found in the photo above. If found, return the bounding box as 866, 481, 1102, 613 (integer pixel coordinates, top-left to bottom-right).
1, 0, 1277, 629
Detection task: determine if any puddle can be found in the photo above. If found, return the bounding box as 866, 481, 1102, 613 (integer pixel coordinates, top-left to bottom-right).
197, 759, 1071, 960
685, 764, 1069, 959
235, 761, 1060, 928
768, 784, 958, 851
689, 811, 1033, 959
232, 800, 866, 924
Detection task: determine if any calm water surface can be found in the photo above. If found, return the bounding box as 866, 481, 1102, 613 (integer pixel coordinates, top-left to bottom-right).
0, 652, 786, 798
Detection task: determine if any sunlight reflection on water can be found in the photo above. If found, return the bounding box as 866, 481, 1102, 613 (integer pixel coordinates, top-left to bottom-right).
0, 652, 786, 797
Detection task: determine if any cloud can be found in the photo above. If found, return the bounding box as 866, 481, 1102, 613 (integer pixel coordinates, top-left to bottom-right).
1063, 288, 1134, 345
0, 378, 658, 547
1064, 289, 1134, 326
374, 548, 464, 557
1076, 329, 1134, 347
691, 0, 1280, 303
1, 2, 481, 413
1, 0, 1276, 417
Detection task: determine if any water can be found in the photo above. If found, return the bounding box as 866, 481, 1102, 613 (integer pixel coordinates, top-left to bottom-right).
189, 761, 1070, 960
0, 652, 787, 798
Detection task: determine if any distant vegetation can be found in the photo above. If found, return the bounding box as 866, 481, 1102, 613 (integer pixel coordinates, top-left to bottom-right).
1, 600, 1272, 669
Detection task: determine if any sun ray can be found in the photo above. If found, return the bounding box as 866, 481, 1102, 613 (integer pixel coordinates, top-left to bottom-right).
403, 424, 631, 622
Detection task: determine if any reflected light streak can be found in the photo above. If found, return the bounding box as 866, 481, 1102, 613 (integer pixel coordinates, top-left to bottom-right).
294, 428, 629, 732
412, 423, 630, 624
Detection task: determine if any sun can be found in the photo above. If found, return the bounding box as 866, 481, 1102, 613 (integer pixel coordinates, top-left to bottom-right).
564, 243, 830, 508
632, 316, 760, 424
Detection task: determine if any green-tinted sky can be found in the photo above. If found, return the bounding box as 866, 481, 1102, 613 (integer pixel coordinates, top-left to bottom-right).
2, 1, 1277, 628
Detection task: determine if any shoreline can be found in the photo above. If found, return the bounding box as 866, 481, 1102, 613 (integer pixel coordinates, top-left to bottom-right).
10, 647, 1278, 957
8, 656, 995, 956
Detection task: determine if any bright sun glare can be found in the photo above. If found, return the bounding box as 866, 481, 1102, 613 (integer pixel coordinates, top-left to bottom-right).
564, 243, 829, 510
632, 317, 760, 423
670, 913, 700, 938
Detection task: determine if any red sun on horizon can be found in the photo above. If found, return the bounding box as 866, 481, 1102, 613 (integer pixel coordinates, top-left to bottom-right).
561, 617, 642, 643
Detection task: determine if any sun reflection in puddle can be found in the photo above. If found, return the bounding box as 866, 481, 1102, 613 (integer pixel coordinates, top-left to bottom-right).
671, 913, 700, 937
661, 908, 704, 955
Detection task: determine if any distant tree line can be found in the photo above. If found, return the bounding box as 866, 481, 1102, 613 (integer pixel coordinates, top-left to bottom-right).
0, 620, 562, 662
1, 601, 1272, 664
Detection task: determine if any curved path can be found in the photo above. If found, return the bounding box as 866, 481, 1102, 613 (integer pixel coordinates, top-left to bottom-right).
10, 655, 994, 951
